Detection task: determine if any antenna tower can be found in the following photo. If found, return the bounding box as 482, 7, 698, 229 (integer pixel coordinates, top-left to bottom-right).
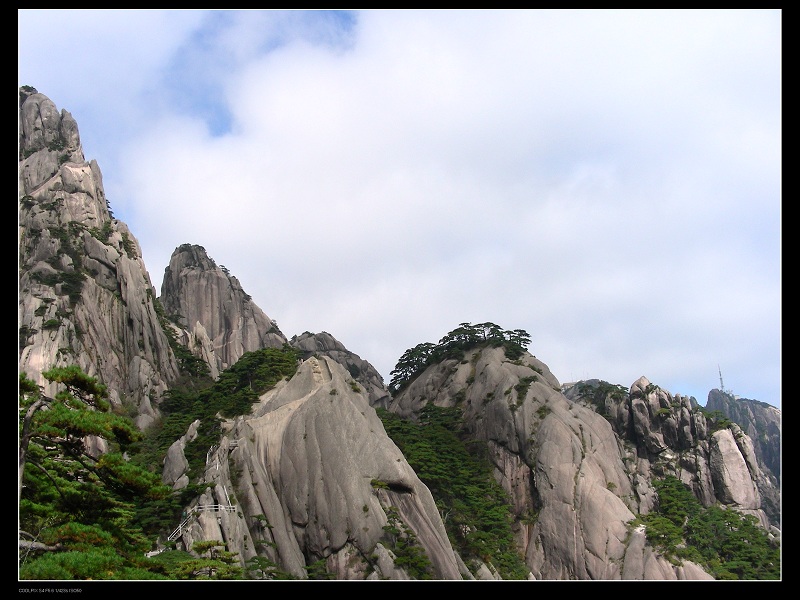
718, 365, 725, 392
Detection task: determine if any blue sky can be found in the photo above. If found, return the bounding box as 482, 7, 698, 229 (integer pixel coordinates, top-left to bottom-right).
18, 9, 781, 408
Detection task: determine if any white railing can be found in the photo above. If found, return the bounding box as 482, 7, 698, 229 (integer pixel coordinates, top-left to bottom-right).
167, 513, 194, 542
206, 445, 218, 466
160, 440, 239, 547
195, 504, 236, 513
166, 504, 236, 542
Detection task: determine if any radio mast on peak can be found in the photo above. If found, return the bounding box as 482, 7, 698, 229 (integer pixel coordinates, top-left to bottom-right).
718, 365, 725, 392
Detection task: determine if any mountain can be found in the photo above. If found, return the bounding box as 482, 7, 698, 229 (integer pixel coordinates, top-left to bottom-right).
160, 243, 288, 379
18, 85, 179, 431
18, 87, 780, 580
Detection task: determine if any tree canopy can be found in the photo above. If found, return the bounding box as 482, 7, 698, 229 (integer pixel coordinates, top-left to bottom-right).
18, 366, 248, 580
19, 367, 174, 579
389, 322, 531, 393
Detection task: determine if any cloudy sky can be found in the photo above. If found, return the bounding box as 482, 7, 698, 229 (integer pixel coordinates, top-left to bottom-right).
18, 9, 781, 408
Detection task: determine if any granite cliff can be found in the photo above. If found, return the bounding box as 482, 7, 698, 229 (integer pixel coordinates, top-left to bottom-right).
706, 389, 781, 484
18, 86, 178, 431
160, 243, 288, 380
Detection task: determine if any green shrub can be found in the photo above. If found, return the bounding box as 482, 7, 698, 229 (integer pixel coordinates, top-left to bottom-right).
640, 475, 780, 579
382, 506, 433, 579
514, 375, 537, 401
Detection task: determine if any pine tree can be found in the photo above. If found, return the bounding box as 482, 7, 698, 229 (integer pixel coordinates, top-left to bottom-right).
18, 366, 171, 579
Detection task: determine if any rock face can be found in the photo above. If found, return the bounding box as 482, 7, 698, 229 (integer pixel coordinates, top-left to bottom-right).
706, 389, 781, 484
704, 389, 781, 528
160, 244, 288, 379
162, 355, 465, 580
289, 331, 391, 408
18, 87, 179, 429
388, 350, 779, 579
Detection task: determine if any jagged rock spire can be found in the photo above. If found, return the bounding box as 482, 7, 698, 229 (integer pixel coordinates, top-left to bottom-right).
160, 243, 288, 378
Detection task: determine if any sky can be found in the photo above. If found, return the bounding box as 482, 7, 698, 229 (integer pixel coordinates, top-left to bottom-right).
18, 9, 781, 408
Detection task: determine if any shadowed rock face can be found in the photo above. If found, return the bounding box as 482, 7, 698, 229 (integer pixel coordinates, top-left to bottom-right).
18, 88, 179, 429
706, 389, 781, 484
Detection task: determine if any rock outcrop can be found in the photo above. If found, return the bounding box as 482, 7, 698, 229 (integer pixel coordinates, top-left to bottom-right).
706, 389, 780, 483
289, 330, 391, 408
18, 86, 179, 429
704, 389, 781, 528
160, 243, 288, 379
161, 355, 466, 580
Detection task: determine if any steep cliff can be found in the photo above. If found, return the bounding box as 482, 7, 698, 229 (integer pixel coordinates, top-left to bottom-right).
160, 355, 468, 580
160, 243, 288, 379
18, 86, 179, 430
706, 389, 781, 484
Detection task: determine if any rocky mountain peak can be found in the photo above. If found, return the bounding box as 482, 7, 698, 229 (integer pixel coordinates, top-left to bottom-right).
160, 243, 288, 379
18, 87, 179, 430
289, 330, 391, 407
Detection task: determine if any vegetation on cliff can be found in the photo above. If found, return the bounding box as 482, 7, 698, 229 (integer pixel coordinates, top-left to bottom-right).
18, 347, 300, 580
638, 475, 780, 580
377, 403, 530, 579
18, 367, 241, 580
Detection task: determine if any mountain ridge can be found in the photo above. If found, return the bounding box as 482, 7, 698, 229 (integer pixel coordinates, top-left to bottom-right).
18, 87, 780, 580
